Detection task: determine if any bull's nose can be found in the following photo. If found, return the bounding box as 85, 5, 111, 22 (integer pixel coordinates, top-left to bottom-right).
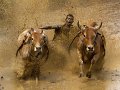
36, 46, 43, 52
88, 47, 93, 51
36, 47, 40, 50
87, 45, 94, 52
34, 46, 41, 51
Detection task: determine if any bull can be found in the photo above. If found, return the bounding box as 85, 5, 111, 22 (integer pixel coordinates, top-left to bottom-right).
69, 22, 106, 78
16, 28, 49, 80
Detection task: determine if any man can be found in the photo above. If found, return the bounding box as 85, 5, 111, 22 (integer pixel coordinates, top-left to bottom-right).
40, 14, 77, 48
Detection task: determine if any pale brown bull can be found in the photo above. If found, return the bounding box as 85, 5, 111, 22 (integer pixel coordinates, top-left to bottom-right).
16, 28, 49, 80
69, 22, 105, 78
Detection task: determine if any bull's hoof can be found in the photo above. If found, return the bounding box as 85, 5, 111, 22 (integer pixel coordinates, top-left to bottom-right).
18, 75, 28, 80
79, 72, 84, 77
19, 77, 27, 80
86, 72, 91, 78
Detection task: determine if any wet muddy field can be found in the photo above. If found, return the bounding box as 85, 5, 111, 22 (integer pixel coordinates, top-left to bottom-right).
0, 0, 120, 90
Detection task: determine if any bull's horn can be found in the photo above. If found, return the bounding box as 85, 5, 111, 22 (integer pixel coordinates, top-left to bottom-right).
77, 21, 81, 30
40, 29, 43, 34
96, 22, 102, 30
31, 28, 34, 31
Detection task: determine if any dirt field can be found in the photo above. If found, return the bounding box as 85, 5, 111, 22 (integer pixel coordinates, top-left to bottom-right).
0, 0, 120, 90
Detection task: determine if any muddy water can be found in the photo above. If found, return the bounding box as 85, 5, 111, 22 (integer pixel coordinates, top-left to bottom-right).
0, 0, 120, 90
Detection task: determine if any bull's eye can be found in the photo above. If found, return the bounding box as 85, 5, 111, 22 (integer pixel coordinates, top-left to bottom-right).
83, 34, 86, 37
83, 33, 86, 37
31, 37, 33, 40
42, 36, 45, 39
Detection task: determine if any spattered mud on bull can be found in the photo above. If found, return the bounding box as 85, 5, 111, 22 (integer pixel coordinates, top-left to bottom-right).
16, 28, 49, 80
69, 22, 106, 78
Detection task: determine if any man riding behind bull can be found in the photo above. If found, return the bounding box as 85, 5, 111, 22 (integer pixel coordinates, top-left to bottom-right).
40, 14, 78, 49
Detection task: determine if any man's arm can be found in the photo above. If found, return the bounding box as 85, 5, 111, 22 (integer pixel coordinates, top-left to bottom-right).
39, 25, 61, 30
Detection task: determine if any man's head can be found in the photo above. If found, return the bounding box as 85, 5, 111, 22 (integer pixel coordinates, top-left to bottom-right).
65, 14, 74, 26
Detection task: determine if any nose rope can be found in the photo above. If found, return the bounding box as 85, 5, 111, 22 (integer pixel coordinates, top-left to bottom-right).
68, 31, 81, 51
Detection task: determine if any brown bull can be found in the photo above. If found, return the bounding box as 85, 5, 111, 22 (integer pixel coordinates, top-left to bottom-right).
69, 22, 105, 78
16, 28, 49, 80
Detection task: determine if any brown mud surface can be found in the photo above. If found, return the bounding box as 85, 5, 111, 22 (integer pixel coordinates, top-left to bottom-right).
0, 0, 120, 90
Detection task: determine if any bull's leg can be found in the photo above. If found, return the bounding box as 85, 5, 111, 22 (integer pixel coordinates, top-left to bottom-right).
86, 64, 93, 78
34, 64, 40, 80
31, 62, 40, 80
86, 54, 100, 78
77, 49, 84, 77
21, 63, 33, 80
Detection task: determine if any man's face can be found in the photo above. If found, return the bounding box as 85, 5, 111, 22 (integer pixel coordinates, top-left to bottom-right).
65, 16, 74, 26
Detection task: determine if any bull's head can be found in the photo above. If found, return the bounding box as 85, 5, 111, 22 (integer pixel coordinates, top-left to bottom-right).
16, 28, 48, 58
77, 22, 102, 53
30, 29, 47, 52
